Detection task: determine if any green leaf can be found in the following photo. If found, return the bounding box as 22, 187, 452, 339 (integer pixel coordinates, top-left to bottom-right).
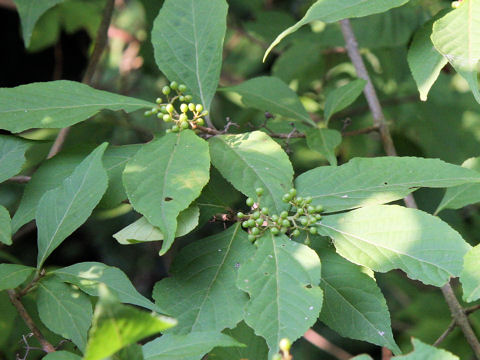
0, 81, 154, 133
153, 224, 255, 334
112, 344, 144, 360
436, 157, 480, 213
0, 264, 35, 291
84, 285, 176, 360
53, 262, 158, 311
319, 205, 471, 286
393, 338, 459, 359
0, 206, 11, 245
264, 0, 410, 61
220, 77, 314, 126
152, 0, 228, 110
123, 131, 210, 255
324, 79, 366, 123
12, 0, 66, 47
295, 156, 480, 213
305, 128, 341, 166
351, 356, 374, 360
431, 1, 480, 103
407, 16, 448, 101
42, 351, 82, 360
143, 332, 244, 360
317, 247, 400, 354
100, 144, 142, 208
113, 206, 200, 245
37, 276, 93, 351
237, 234, 323, 354
209, 322, 269, 360
0, 135, 32, 183
36, 143, 108, 267
209, 131, 293, 215
12, 147, 89, 232
460, 244, 480, 302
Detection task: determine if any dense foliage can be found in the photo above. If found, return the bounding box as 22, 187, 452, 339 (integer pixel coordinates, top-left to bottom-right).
1, 0, 480, 359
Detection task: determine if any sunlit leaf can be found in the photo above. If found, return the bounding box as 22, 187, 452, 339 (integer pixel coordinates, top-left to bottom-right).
324, 79, 366, 123
305, 128, 341, 166
460, 244, 480, 302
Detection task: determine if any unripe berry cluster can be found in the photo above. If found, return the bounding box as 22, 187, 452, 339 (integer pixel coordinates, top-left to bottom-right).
143, 81, 209, 133
237, 187, 324, 245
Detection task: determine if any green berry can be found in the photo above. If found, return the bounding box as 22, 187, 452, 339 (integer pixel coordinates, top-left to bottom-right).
255, 187, 264, 196
296, 196, 304, 204
237, 212, 246, 219
179, 113, 188, 122
188, 103, 196, 111
162, 86, 171, 95
246, 198, 254, 207
179, 96, 185, 102
151, 108, 158, 114
248, 234, 257, 242
170, 81, 178, 90
195, 104, 203, 113
300, 217, 309, 226
171, 125, 179, 132
271, 214, 279, 222
296, 208, 304, 215
280, 211, 288, 219
315, 214, 322, 220
292, 229, 301, 237
256, 218, 264, 225
270, 227, 280, 235
252, 211, 261, 219
144, 110, 152, 117
196, 118, 205, 126
261, 207, 269, 215
315, 205, 324, 213
281, 219, 290, 227
156, 97, 162, 104
178, 84, 187, 92
166, 104, 174, 113
202, 110, 209, 116
289, 188, 297, 196
279, 338, 292, 352
305, 196, 313, 204
304, 238, 311, 246
280, 227, 288, 233
307, 205, 316, 213
163, 114, 172, 122
272, 355, 282, 360
180, 121, 189, 129
251, 227, 260, 235
166, 129, 172, 134
184, 94, 193, 102
309, 227, 318, 235
247, 219, 256, 228
282, 194, 292, 203
242, 221, 249, 228
180, 103, 188, 113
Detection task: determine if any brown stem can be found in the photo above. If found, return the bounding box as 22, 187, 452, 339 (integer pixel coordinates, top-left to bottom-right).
303, 329, 353, 360
8, 175, 31, 183
342, 125, 379, 137
340, 18, 480, 359
433, 320, 456, 346
7, 290, 56, 353
46, 0, 115, 159
18, 269, 45, 297
339, 19, 396, 157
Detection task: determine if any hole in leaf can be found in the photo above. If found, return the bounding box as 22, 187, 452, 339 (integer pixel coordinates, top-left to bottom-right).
164, 197, 173, 202
305, 284, 312, 289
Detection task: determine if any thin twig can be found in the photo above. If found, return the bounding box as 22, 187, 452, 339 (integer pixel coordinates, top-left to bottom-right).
342, 125, 379, 137
433, 320, 456, 346
303, 329, 353, 360
7, 290, 56, 353
18, 269, 45, 297
46, 0, 115, 159
8, 176, 31, 183
340, 18, 480, 359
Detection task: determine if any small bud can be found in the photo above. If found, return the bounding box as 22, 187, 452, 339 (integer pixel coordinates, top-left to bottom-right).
162, 86, 171, 95
180, 103, 188, 113
279, 338, 292, 352
170, 81, 178, 90
155, 97, 162, 104
196, 104, 204, 113
178, 84, 187, 92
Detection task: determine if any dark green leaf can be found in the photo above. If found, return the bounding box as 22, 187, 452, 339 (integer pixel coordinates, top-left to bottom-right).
220, 77, 314, 126
153, 224, 255, 333
209, 131, 293, 215
0, 81, 154, 133
42, 351, 82, 360
319, 205, 471, 286
152, 0, 228, 110
123, 131, 210, 255
393, 338, 459, 359
54, 262, 158, 311
0, 135, 33, 183
296, 156, 480, 213
0, 264, 35, 291
237, 234, 323, 354
37, 277, 93, 351
305, 128, 342, 166
0, 206, 11, 245
36, 143, 108, 267
324, 79, 366, 123
143, 332, 244, 360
